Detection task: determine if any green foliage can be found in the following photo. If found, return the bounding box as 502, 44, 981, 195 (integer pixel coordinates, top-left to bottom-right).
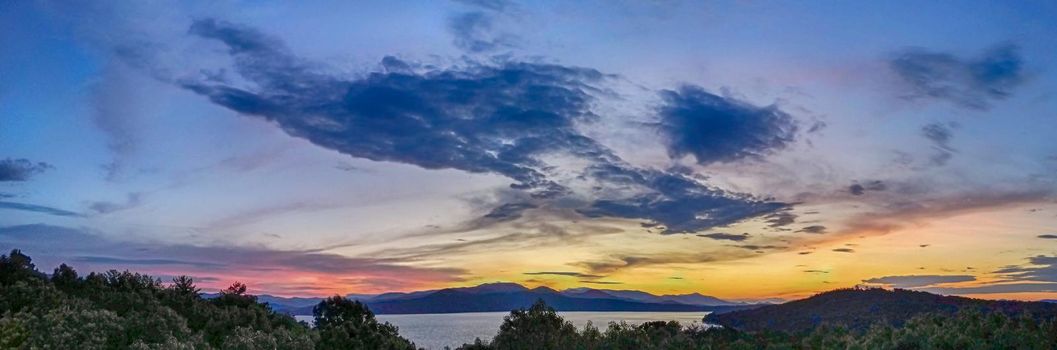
7, 248, 1057, 350
0, 249, 406, 350
706, 286, 1057, 334
313, 296, 416, 350
489, 299, 582, 349
460, 299, 1057, 350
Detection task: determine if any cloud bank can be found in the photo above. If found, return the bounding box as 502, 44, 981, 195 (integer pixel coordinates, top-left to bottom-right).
179, 19, 791, 234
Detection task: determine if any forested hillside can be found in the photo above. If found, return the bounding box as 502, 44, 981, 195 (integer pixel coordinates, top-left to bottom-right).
705, 287, 1057, 333
0, 249, 415, 349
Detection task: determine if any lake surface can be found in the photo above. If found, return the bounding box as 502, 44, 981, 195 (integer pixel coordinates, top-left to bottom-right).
296, 311, 711, 349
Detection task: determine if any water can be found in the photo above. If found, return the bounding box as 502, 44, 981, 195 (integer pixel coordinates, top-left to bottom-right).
296, 311, 711, 349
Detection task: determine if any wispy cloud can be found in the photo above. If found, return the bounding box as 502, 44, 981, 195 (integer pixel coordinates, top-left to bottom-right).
849, 180, 886, 196
87, 192, 143, 215
0, 201, 83, 217
697, 232, 750, 242
921, 122, 957, 166
863, 274, 975, 288
889, 43, 1027, 110
524, 271, 603, 279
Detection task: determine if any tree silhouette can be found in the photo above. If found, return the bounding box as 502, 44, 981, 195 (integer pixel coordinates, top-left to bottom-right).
313, 295, 415, 350
171, 275, 200, 297
0, 249, 44, 284
490, 299, 581, 350
50, 264, 80, 292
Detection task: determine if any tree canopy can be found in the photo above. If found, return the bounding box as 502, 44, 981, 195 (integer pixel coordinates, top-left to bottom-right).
0, 249, 414, 349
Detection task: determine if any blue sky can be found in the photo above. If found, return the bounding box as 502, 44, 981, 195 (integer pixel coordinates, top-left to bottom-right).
1, 0, 1056, 298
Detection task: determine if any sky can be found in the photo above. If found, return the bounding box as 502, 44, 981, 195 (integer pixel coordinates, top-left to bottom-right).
1, 0, 1056, 301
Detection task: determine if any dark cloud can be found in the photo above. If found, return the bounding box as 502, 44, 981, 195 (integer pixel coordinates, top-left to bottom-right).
889, 43, 1026, 110
733, 244, 783, 251
483, 202, 537, 221
697, 232, 749, 242
182, 19, 786, 234
580, 280, 623, 285
656, 85, 797, 165
797, 225, 827, 234
922, 123, 953, 145
575, 256, 668, 275
798, 251, 812, 255
832, 248, 855, 253
88, 192, 143, 214
0, 201, 83, 217
0, 158, 52, 182
863, 274, 975, 288
915, 256, 1057, 294
921, 122, 956, 166
186, 19, 601, 198
448, 0, 515, 53
849, 180, 886, 196
576, 167, 786, 233
1038, 234, 1057, 239
923, 282, 1057, 295
803, 269, 829, 274
575, 245, 774, 275
995, 255, 1057, 283
523, 271, 603, 279
448, 11, 514, 53
765, 210, 797, 228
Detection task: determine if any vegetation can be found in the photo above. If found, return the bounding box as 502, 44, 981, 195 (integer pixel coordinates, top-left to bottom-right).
6, 249, 1057, 349
705, 286, 1057, 333
457, 299, 1057, 350
0, 249, 414, 349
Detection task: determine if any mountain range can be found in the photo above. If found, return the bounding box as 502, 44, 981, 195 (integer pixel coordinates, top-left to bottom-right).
238, 282, 763, 315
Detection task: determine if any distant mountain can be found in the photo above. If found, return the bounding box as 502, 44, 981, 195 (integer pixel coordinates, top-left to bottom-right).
706, 287, 1057, 333
257, 295, 324, 314
270, 282, 759, 315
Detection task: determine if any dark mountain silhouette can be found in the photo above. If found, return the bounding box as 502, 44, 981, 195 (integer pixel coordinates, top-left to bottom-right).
706, 287, 1057, 333
270, 282, 757, 315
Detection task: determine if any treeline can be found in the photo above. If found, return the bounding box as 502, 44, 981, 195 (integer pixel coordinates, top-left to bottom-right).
705, 286, 1057, 334
455, 300, 1057, 349
0, 250, 415, 349
5, 249, 1057, 349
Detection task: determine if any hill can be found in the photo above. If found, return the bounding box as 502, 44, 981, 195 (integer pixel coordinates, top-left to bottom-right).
705, 287, 1057, 333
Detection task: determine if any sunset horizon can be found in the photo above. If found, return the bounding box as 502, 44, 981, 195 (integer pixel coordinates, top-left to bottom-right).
3, 1, 1057, 305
